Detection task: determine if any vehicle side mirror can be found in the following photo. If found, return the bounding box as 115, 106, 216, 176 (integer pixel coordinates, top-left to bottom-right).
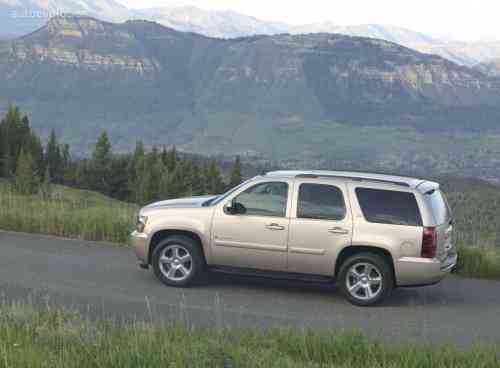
224, 200, 235, 214
224, 200, 246, 215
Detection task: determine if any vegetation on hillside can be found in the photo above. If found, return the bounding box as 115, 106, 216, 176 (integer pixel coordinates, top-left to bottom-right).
1, 303, 499, 368
0, 180, 137, 243
0, 106, 245, 206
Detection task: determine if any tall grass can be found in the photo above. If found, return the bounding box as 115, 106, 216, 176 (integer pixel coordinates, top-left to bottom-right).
457, 246, 500, 280
0, 303, 498, 368
0, 182, 137, 243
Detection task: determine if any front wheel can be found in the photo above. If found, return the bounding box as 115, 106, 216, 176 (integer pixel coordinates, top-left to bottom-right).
152, 235, 204, 287
337, 252, 394, 306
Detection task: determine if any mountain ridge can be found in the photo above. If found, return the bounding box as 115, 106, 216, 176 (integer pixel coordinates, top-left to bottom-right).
1, 15, 500, 162
1, 1, 500, 67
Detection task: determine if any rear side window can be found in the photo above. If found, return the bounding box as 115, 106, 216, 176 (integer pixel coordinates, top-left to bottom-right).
298, 184, 346, 220
426, 190, 452, 225
355, 188, 422, 226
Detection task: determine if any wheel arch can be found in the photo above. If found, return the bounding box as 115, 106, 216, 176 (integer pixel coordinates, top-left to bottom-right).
148, 229, 207, 266
334, 245, 396, 282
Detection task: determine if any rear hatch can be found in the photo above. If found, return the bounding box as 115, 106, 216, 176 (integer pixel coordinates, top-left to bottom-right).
423, 188, 454, 262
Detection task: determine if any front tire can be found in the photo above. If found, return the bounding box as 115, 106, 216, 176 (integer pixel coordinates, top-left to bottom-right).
337, 252, 394, 306
152, 235, 204, 287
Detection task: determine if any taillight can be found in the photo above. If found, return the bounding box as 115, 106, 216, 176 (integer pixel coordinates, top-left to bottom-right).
421, 227, 437, 259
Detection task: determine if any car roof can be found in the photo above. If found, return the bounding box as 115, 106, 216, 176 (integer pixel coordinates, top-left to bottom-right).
264, 170, 437, 190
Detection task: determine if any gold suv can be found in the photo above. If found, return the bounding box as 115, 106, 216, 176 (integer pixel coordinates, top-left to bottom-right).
131, 170, 457, 306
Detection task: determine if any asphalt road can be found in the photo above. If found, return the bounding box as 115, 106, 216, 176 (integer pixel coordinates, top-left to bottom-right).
1, 230, 499, 348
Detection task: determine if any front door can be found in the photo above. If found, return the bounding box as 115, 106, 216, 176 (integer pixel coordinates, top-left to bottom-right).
287, 180, 353, 276
211, 181, 291, 271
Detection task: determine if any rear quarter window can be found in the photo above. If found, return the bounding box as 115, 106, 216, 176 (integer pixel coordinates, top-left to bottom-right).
425, 189, 451, 225
355, 188, 422, 227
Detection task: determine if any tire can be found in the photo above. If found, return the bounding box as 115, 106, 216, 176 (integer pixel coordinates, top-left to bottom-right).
337, 252, 394, 306
152, 235, 205, 287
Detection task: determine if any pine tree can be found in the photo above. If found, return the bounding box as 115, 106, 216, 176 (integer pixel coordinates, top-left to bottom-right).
90, 131, 112, 195
128, 141, 146, 203
191, 160, 205, 195
229, 156, 243, 188
160, 145, 168, 166
165, 145, 177, 172
39, 166, 52, 199
46, 129, 61, 183
207, 160, 223, 194
149, 150, 166, 202
14, 149, 39, 195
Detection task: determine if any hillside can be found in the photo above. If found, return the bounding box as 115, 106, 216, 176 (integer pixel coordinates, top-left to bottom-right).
2, 2, 500, 67
475, 58, 500, 77
1, 16, 500, 164
0, 179, 137, 242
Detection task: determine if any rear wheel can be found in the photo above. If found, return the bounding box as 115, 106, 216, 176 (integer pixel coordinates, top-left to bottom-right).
152, 235, 204, 287
337, 252, 393, 306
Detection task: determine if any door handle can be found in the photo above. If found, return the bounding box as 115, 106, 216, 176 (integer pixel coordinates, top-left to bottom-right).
266, 223, 285, 231
328, 227, 349, 235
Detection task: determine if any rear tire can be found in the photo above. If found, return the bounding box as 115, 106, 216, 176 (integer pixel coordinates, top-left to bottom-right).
152, 235, 205, 287
337, 252, 394, 306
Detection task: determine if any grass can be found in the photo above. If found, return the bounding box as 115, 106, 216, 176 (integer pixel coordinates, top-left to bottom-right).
0, 303, 498, 368
0, 181, 138, 243
457, 246, 500, 280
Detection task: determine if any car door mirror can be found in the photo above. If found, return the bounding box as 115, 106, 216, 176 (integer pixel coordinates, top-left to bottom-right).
224, 200, 246, 215
224, 200, 234, 214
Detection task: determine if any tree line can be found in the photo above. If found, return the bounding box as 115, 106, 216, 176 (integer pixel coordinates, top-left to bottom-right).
0, 106, 243, 204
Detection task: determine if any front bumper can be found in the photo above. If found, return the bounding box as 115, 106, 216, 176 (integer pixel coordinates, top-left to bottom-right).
396, 253, 458, 287
130, 231, 149, 266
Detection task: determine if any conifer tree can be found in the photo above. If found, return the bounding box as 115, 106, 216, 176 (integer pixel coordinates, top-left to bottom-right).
165, 145, 177, 172
91, 131, 112, 195
229, 156, 243, 188
14, 149, 39, 195
191, 160, 205, 195
207, 160, 223, 194
128, 141, 146, 203
46, 128, 61, 182
39, 166, 52, 199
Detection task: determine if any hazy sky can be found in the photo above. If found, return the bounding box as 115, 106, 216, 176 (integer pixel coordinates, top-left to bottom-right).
117, 0, 500, 41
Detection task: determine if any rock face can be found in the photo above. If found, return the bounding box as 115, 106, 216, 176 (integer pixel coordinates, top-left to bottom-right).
2, 2, 500, 67
0, 16, 500, 155
475, 58, 500, 77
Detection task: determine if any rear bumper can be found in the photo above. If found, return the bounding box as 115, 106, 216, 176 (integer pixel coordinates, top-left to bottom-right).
130, 231, 149, 266
396, 253, 458, 287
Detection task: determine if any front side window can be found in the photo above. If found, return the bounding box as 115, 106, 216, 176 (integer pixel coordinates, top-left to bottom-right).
355, 188, 422, 226
233, 182, 288, 217
297, 183, 346, 221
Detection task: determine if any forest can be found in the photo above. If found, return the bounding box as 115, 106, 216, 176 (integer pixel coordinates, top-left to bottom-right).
0, 105, 244, 205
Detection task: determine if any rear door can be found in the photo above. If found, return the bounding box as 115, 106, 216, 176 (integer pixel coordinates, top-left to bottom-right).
287, 179, 353, 276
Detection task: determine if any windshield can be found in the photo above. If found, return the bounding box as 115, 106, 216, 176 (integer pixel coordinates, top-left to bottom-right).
203, 178, 254, 206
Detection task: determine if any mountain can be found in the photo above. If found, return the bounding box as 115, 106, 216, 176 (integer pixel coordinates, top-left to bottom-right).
0, 0, 131, 36
1, 16, 500, 162
136, 6, 288, 39
286, 23, 500, 67
2, 2, 500, 67
475, 58, 500, 77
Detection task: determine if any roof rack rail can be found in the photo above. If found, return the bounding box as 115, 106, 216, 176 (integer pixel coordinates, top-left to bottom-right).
295, 173, 410, 187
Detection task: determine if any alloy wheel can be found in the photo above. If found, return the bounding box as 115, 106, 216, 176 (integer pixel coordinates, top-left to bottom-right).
345, 262, 383, 301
